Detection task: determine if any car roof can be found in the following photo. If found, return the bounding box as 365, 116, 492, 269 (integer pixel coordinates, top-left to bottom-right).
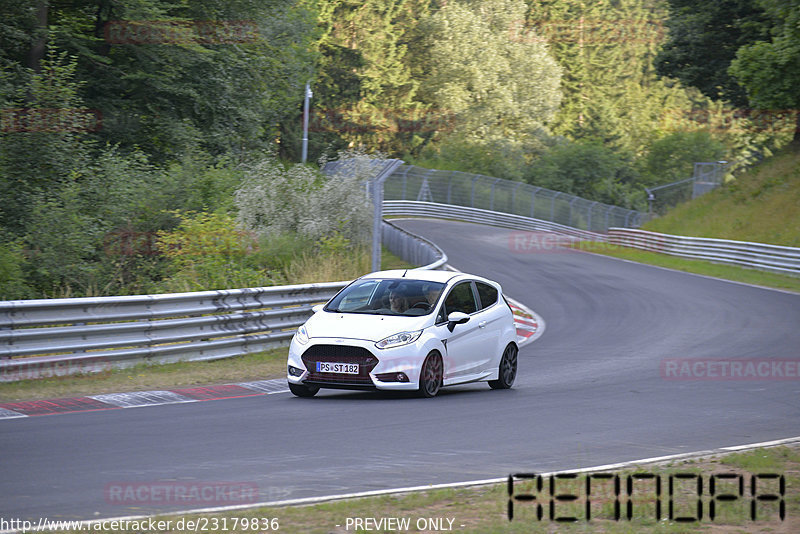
360, 269, 499, 289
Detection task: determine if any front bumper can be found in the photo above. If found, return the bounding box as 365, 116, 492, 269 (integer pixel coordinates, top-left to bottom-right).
287, 336, 424, 391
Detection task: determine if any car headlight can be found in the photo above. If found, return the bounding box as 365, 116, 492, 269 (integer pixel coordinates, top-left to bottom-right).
295, 324, 310, 345
375, 330, 422, 350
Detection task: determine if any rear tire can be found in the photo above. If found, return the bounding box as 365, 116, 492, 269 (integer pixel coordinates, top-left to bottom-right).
289, 382, 320, 397
488, 344, 517, 390
418, 352, 443, 398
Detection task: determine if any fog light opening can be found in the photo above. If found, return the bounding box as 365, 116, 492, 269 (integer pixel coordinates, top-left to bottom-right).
288, 365, 304, 377
376, 372, 409, 383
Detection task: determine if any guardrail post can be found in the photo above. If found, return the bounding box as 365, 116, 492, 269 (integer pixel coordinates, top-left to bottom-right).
447, 171, 455, 204
587, 201, 598, 233
510, 182, 521, 214
470, 176, 478, 207
399, 165, 410, 200
489, 178, 500, 211
530, 187, 541, 218
371, 159, 405, 272
551, 191, 562, 222
568, 197, 578, 228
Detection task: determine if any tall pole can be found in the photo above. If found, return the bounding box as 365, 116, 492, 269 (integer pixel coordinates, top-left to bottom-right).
301, 83, 312, 163
371, 160, 404, 272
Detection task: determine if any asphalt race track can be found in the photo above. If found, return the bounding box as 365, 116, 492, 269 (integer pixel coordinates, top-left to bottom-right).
1, 219, 799, 522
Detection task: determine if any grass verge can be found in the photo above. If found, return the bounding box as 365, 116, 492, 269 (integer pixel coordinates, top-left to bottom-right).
52, 443, 798, 533
0, 348, 288, 402
574, 241, 800, 293
644, 143, 800, 247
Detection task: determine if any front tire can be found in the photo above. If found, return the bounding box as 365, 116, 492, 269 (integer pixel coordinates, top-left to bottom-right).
489, 344, 517, 390
289, 382, 320, 397
418, 352, 443, 398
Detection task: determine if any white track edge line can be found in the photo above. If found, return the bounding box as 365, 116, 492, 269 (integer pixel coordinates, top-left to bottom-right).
8, 435, 796, 532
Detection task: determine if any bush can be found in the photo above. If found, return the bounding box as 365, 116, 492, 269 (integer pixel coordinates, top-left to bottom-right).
156, 211, 280, 292
235, 155, 372, 245
639, 131, 727, 186
0, 240, 34, 300
525, 141, 643, 208
414, 132, 552, 182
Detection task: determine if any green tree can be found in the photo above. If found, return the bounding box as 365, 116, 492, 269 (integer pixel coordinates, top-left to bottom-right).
420, 0, 562, 143
528, 0, 701, 155
0, 49, 90, 236
639, 131, 728, 185
525, 141, 642, 207
654, 0, 770, 106
33, 0, 319, 161
729, 0, 800, 143
303, 0, 432, 157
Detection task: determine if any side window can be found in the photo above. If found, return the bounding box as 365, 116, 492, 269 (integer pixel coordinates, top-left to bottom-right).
442, 282, 478, 318
475, 282, 498, 310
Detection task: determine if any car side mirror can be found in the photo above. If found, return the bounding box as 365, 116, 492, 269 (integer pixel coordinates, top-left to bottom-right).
312, 304, 323, 313
447, 311, 470, 332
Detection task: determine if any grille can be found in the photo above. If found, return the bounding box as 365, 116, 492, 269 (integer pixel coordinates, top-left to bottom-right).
301, 344, 379, 386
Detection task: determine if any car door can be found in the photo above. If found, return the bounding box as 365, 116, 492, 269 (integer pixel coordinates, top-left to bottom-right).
436, 280, 486, 382
473, 281, 506, 371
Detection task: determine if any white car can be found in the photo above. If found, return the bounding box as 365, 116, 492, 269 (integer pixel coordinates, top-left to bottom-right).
287, 269, 518, 398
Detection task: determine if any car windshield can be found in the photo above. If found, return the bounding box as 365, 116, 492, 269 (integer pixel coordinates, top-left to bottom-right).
325, 279, 446, 316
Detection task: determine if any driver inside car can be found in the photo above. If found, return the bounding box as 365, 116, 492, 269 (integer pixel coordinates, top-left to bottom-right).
388, 289, 409, 313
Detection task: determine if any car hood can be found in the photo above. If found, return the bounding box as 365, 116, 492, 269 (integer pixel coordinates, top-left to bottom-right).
305, 311, 431, 342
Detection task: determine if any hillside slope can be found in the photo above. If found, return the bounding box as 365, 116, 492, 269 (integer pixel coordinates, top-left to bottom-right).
644, 144, 800, 247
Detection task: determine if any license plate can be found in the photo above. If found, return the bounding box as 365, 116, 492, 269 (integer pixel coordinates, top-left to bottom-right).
317, 362, 359, 374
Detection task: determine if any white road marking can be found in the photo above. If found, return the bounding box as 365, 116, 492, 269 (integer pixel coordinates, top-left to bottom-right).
89, 391, 197, 408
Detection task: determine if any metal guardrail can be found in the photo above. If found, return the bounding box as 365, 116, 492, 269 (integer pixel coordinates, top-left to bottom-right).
382, 219, 448, 269
0, 221, 447, 381
384, 200, 607, 242
0, 283, 345, 381
385, 200, 800, 276
5, 188, 795, 382
608, 228, 800, 276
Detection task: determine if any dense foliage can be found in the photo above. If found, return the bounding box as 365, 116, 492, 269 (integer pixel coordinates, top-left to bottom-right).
1, 0, 797, 298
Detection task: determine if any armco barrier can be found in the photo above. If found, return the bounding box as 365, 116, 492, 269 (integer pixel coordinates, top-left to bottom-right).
0, 283, 345, 381
384, 201, 800, 276
608, 228, 800, 276
382, 218, 447, 269
0, 221, 447, 381
383, 200, 607, 242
